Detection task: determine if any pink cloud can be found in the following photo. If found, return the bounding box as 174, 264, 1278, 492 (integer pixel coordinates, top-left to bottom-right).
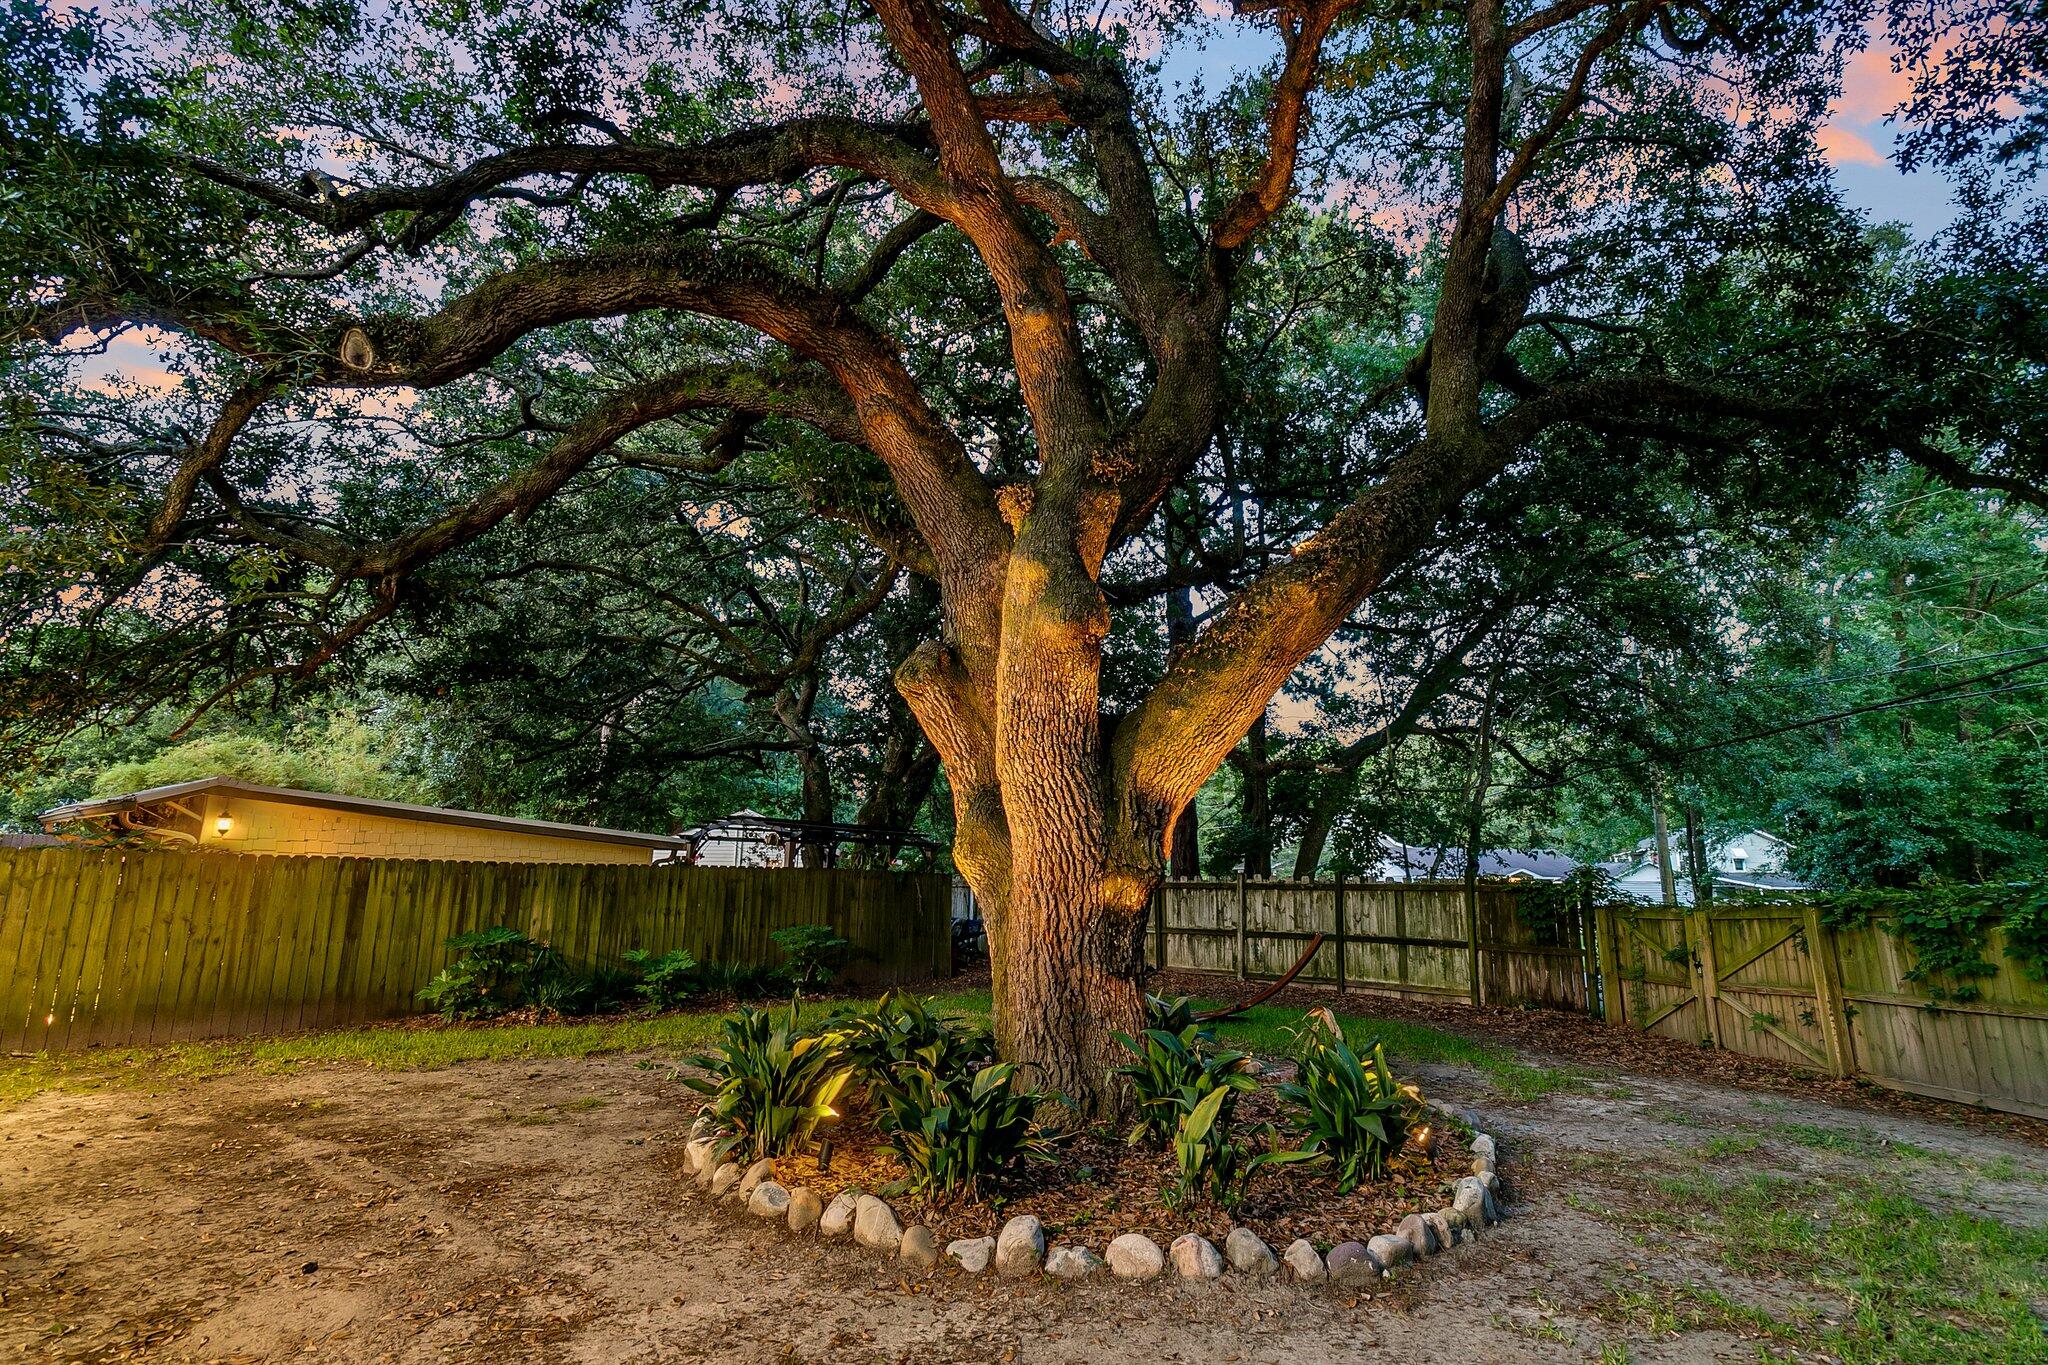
1816, 124, 1886, 166
1836, 41, 1915, 125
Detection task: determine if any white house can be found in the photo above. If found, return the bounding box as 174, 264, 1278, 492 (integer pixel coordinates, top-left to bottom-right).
1610, 828, 1810, 905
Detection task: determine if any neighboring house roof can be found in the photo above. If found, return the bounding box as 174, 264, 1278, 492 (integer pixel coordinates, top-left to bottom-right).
1371, 838, 1582, 882
1712, 871, 1813, 894
1632, 828, 1794, 855
41, 777, 690, 851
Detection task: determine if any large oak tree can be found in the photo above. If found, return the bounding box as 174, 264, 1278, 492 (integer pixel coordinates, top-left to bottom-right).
6, 0, 2044, 1113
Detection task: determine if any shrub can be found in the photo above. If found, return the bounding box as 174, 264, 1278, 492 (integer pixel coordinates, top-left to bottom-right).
770, 924, 850, 990
1167, 1085, 1317, 1210
417, 926, 549, 1020
1143, 993, 1212, 1039
1113, 1025, 1257, 1147
1280, 1027, 1413, 1190
839, 990, 994, 1100
683, 996, 853, 1161
622, 947, 701, 1010
877, 1059, 1060, 1197
525, 957, 639, 1017
697, 961, 788, 999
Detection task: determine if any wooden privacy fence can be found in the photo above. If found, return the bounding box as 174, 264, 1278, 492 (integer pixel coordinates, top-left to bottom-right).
1152, 878, 2048, 1119
0, 846, 951, 1053
1149, 877, 1590, 1013
1596, 902, 2048, 1120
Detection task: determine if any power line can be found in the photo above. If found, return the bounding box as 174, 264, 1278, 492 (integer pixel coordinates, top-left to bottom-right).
1730, 640, 2048, 692
1568, 652, 2048, 778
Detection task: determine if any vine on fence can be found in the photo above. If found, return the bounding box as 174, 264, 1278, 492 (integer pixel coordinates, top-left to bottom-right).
1788, 883, 2048, 1002
1516, 865, 1633, 944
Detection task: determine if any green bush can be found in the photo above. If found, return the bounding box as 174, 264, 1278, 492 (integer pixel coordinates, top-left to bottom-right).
1113, 1024, 1257, 1147
1167, 1084, 1317, 1210
683, 996, 853, 1161
525, 956, 639, 1017
1143, 993, 1212, 1039
876, 1059, 1060, 1197
839, 990, 993, 1101
1280, 1028, 1413, 1190
697, 960, 788, 999
418, 926, 552, 1020
622, 947, 701, 1010
770, 924, 850, 990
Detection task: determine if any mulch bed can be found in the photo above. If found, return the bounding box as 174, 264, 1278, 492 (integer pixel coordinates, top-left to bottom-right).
751, 1075, 1476, 1250
1151, 968, 2048, 1147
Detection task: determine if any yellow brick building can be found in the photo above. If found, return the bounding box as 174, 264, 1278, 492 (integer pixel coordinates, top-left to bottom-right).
41, 777, 688, 864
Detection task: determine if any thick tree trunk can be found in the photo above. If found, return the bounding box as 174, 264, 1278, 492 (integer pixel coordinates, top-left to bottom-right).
1292, 765, 1358, 878
773, 683, 835, 867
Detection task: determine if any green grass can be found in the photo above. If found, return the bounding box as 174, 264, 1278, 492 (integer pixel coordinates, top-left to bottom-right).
1695, 1133, 1761, 1159
0, 989, 1001, 1109
1199, 1000, 1587, 1100
0, 984, 1572, 1110
1609, 1169, 2048, 1364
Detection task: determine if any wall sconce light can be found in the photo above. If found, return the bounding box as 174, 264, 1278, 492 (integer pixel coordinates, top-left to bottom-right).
214, 812, 233, 836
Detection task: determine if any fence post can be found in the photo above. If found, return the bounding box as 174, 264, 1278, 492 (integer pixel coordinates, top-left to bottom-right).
1803, 904, 1854, 1078
1235, 872, 1248, 981
1464, 888, 1483, 1007
1153, 882, 1167, 972
1579, 876, 1598, 1018
1333, 873, 1348, 995
1392, 882, 1409, 992
1690, 908, 1722, 1048
1594, 904, 1625, 1026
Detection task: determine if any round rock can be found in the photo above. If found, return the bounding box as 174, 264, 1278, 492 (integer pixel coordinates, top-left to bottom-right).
1422, 1211, 1456, 1251
1470, 1132, 1497, 1161
737, 1158, 775, 1197
819, 1189, 859, 1238
1106, 1233, 1166, 1281
1045, 1245, 1103, 1280
900, 1225, 939, 1270
786, 1186, 824, 1234
945, 1236, 996, 1274
1225, 1227, 1278, 1275
1366, 1233, 1410, 1271
746, 1181, 790, 1219
707, 1162, 742, 1199
1283, 1238, 1325, 1281
853, 1195, 903, 1251
1326, 1240, 1376, 1283
1169, 1233, 1224, 1280
1452, 1176, 1488, 1223
1396, 1213, 1437, 1257
682, 1137, 716, 1175
994, 1215, 1045, 1277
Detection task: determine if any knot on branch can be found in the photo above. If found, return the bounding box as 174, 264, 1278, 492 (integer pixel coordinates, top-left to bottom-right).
332, 319, 428, 376
996, 481, 1037, 531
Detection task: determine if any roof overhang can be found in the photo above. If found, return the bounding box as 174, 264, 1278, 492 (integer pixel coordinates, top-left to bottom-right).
41, 777, 690, 851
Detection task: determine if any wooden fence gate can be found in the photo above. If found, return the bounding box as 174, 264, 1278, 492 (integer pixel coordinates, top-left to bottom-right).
1594, 901, 2048, 1120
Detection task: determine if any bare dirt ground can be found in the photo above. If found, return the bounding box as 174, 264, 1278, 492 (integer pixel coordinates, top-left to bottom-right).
3, 994, 2044, 1364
